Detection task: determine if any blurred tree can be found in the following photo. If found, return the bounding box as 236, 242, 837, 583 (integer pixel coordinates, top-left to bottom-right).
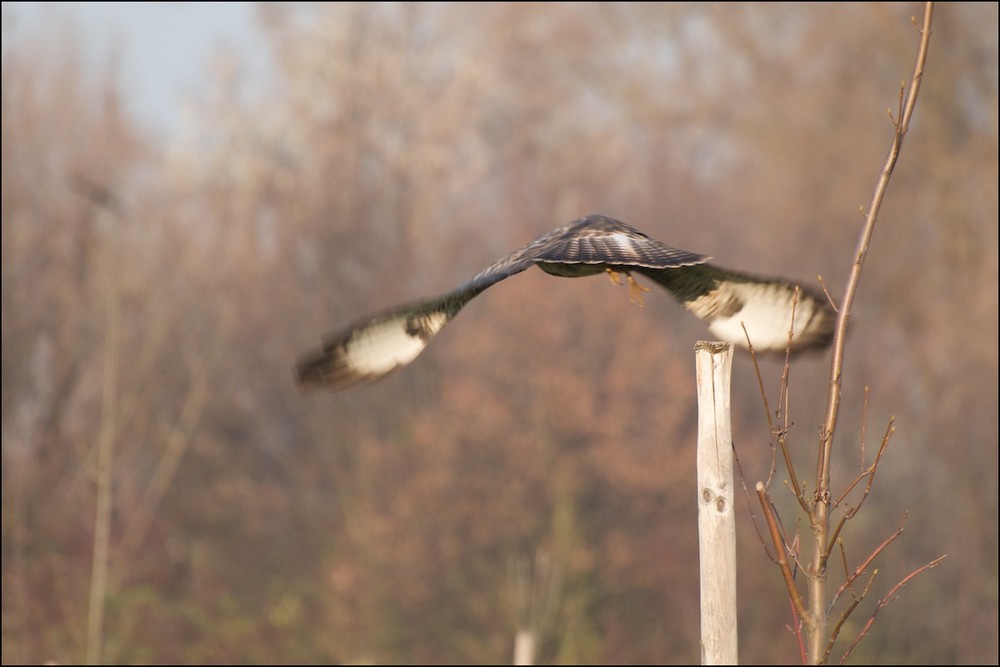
2, 3, 996, 664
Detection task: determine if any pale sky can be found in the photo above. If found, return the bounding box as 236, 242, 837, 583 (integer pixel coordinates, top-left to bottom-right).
3, 2, 273, 136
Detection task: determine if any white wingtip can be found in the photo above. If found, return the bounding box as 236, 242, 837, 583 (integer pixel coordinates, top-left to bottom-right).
298, 311, 448, 390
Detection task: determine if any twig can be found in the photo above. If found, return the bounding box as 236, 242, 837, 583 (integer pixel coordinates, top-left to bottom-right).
743, 322, 808, 510
756, 482, 810, 624
837, 540, 877, 605
776, 290, 808, 508
742, 330, 780, 488
806, 5, 934, 662
817, 1, 934, 495
832, 417, 895, 514
838, 555, 948, 664
859, 386, 870, 469
818, 0, 933, 496
733, 443, 775, 562
830, 512, 909, 611
788, 593, 807, 665
815, 275, 839, 313
826, 418, 895, 559
823, 545, 878, 663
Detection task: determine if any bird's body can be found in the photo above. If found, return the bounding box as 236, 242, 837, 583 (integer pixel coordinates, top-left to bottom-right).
297, 215, 835, 390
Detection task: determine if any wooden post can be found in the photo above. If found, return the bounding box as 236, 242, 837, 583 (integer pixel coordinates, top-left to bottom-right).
513, 630, 535, 666
695, 342, 738, 665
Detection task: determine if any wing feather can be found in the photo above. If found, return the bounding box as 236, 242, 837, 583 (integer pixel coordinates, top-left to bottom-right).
638, 264, 835, 353
535, 216, 709, 269
296, 227, 562, 389
296, 215, 835, 390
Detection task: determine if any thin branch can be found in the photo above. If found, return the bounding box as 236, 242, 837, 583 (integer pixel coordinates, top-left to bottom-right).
806, 5, 934, 661
859, 386, 870, 469
830, 512, 909, 611
826, 418, 895, 558
775, 289, 808, 508
743, 322, 808, 510
815, 275, 839, 313
742, 329, 780, 488
837, 541, 877, 605
780, 434, 809, 513
734, 443, 775, 561
817, 0, 934, 494
823, 547, 878, 663
838, 555, 948, 665
757, 482, 810, 624
788, 594, 807, 666
779, 515, 813, 577
832, 417, 895, 514
776, 531, 806, 663
742, 326, 777, 441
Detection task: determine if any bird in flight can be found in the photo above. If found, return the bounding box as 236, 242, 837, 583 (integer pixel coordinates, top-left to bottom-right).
297, 215, 835, 391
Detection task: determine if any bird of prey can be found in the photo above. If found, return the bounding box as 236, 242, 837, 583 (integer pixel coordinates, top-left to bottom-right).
297, 215, 835, 390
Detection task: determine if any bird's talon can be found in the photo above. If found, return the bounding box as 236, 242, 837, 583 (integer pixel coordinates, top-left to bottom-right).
627, 273, 651, 307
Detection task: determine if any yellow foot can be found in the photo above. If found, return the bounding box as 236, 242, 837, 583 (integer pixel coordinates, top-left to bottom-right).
606, 268, 649, 306
626, 273, 651, 307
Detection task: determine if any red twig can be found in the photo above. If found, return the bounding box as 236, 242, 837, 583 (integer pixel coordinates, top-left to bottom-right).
839, 555, 948, 664
757, 482, 810, 623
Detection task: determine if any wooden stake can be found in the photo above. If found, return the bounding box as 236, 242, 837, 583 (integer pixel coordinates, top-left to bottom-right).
695, 342, 738, 665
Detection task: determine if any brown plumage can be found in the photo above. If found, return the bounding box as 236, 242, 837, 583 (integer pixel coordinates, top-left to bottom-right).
297, 215, 835, 391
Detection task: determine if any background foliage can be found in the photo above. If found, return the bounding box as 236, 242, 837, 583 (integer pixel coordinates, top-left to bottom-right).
3, 3, 997, 664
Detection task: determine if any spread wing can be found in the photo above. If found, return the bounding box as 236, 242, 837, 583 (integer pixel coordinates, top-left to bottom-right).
638, 264, 835, 354
296, 215, 708, 389
296, 214, 835, 391
295, 263, 534, 391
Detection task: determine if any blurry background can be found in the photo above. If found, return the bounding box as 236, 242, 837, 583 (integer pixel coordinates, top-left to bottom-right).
2, 3, 997, 664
